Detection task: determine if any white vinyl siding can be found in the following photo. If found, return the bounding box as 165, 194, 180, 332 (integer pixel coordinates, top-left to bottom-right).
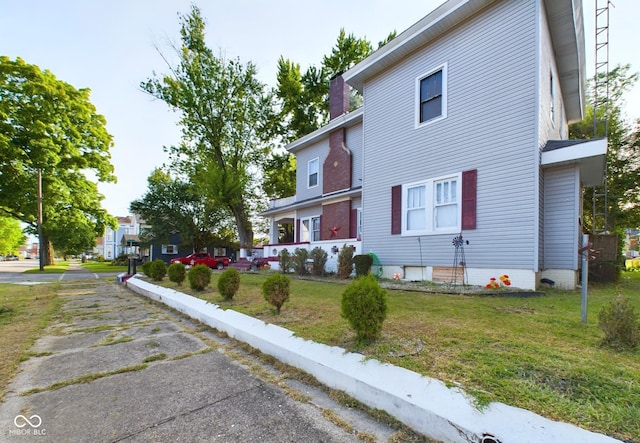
543, 165, 579, 269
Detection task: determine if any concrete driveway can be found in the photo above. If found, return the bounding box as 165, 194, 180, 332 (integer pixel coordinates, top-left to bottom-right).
0, 277, 402, 442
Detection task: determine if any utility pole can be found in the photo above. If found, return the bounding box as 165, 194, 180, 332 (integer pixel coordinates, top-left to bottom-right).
37, 168, 44, 271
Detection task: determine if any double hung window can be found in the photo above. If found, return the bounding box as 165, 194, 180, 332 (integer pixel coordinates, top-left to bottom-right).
401, 173, 461, 235
416, 63, 447, 126
308, 158, 319, 188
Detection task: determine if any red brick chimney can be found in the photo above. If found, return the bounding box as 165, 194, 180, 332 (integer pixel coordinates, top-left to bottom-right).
323, 74, 352, 195
329, 73, 350, 120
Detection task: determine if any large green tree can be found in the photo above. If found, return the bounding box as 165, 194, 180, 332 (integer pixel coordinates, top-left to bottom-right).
130, 168, 236, 253
0, 56, 117, 264
264, 29, 397, 205
0, 216, 26, 256
141, 6, 274, 257
569, 64, 640, 232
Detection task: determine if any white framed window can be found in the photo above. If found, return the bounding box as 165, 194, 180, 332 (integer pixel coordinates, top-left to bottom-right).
402, 173, 461, 235
308, 158, 319, 188
301, 216, 321, 242
162, 244, 178, 254
416, 63, 447, 127
434, 177, 458, 229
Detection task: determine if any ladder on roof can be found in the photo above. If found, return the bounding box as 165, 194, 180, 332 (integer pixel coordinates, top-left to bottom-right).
591, 0, 612, 234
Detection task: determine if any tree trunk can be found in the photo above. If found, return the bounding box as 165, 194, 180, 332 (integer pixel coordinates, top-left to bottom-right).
41, 236, 55, 266
230, 201, 253, 258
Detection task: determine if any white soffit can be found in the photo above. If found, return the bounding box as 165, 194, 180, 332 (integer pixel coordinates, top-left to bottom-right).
541, 138, 607, 187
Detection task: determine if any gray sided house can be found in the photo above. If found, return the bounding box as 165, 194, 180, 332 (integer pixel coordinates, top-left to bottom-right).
261, 0, 606, 290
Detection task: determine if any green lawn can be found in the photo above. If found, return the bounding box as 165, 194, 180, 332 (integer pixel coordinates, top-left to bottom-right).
156, 270, 640, 441
23, 261, 70, 273
81, 262, 128, 273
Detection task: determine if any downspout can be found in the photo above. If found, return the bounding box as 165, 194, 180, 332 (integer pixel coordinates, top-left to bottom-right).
532, 0, 542, 278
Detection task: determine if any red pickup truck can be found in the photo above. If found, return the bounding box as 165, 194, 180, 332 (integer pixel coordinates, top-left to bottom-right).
170, 252, 230, 270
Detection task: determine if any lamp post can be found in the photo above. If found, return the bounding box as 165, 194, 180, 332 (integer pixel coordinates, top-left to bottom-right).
37, 168, 44, 271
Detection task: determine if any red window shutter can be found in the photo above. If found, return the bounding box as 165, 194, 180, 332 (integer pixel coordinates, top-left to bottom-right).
391, 185, 402, 235
462, 169, 477, 230
350, 208, 357, 238
295, 219, 300, 243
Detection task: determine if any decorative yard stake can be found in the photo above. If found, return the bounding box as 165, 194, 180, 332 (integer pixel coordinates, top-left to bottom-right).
450, 234, 467, 287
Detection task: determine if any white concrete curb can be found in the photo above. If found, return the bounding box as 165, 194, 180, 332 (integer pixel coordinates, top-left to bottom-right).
125, 275, 620, 443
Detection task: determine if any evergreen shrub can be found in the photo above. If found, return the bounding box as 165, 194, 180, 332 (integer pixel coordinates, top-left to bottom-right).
218, 267, 240, 300
148, 259, 167, 281
141, 260, 152, 276
353, 254, 373, 277
261, 273, 290, 314
292, 248, 309, 276
341, 274, 388, 343
310, 247, 328, 276
188, 264, 211, 291
337, 244, 354, 279
278, 248, 291, 274
167, 262, 186, 285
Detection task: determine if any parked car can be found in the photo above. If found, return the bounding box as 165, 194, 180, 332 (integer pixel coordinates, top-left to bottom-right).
6, 255, 19, 261
169, 252, 230, 270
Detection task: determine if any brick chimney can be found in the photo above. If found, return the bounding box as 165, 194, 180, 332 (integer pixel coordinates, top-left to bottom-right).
329, 73, 350, 120
323, 75, 352, 194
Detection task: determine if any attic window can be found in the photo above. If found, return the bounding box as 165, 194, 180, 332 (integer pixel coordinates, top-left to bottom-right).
416, 63, 447, 127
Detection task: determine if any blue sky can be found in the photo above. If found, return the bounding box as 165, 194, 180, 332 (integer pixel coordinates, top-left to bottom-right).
2, 0, 638, 216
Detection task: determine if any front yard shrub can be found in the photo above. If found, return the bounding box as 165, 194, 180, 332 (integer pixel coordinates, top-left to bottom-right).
218, 267, 240, 300
292, 248, 309, 276
310, 247, 328, 276
353, 254, 373, 277
598, 295, 640, 350
278, 248, 291, 274
141, 260, 152, 276
188, 264, 211, 291
261, 273, 290, 314
148, 259, 167, 281
112, 253, 129, 266
167, 262, 186, 285
337, 244, 354, 279
341, 274, 388, 343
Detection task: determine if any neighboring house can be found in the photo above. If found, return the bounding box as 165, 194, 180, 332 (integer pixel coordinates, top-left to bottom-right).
261, 0, 607, 290
101, 215, 142, 260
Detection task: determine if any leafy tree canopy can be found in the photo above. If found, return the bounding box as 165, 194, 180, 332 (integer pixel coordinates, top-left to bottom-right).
0, 56, 117, 263
130, 168, 236, 253
569, 64, 640, 231
141, 6, 274, 255
0, 216, 26, 256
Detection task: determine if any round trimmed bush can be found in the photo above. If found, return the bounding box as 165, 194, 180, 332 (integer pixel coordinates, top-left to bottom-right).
141, 260, 152, 276
188, 264, 211, 291
261, 273, 290, 314
341, 274, 388, 343
218, 267, 240, 300
168, 262, 186, 285
148, 259, 167, 281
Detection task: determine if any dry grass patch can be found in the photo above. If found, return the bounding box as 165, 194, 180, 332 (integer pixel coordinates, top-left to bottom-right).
0, 283, 62, 401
